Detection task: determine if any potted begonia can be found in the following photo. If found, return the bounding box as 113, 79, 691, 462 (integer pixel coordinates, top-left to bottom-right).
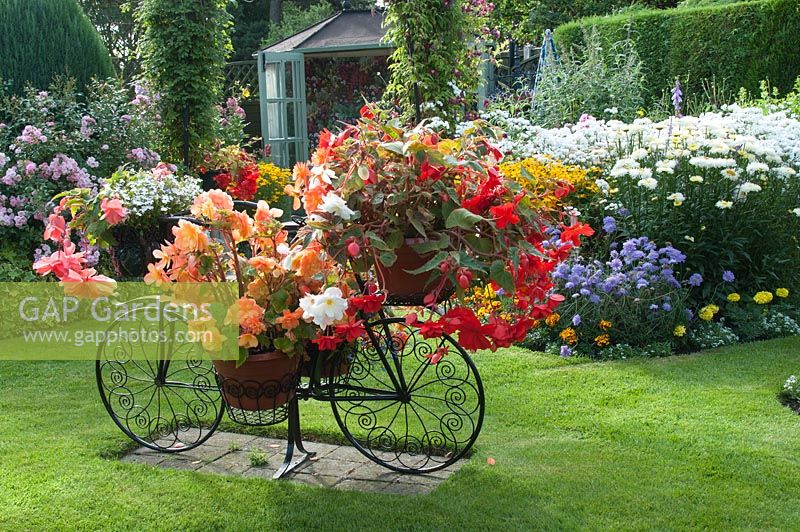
142, 190, 366, 410
288, 105, 593, 352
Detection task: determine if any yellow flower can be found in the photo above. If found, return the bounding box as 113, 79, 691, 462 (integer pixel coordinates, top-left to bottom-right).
545, 313, 561, 327
257, 162, 292, 204
499, 157, 598, 212
673, 325, 686, 337
594, 333, 611, 347
559, 327, 578, 345
698, 304, 720, 321
727, 293, 741, 302
241, 87, 251, 99
753, 291, 773, 305
776, 288, 790, 298
598, 320, 613, 331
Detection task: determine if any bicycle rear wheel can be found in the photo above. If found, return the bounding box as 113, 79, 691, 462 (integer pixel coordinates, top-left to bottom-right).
330, 317, 484, 473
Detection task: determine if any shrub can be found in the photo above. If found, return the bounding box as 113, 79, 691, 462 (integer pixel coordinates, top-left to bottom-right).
528, 28, 647, 127
136, 0, 232, 166
554, 0, 800, 104
0, 79, 161, 262
0, 0, 115, 94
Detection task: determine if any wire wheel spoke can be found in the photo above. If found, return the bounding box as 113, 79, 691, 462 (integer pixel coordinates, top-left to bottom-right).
331, 317, 484, 473
96, 308, 223, 452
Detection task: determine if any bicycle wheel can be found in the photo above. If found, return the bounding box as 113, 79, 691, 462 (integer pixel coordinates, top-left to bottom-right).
96, 308, 223, 452
330, 316, 485, 473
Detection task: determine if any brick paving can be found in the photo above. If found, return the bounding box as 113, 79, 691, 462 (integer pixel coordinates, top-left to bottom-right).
121, 431, 462, 494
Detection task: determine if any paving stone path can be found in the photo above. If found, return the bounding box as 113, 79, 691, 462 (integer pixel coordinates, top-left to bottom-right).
122, 431, 463, 495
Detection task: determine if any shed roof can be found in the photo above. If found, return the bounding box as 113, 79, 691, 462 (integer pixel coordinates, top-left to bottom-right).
257, 10, 390, 56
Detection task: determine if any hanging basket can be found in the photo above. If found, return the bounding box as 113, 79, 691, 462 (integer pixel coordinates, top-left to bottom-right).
213, 350, 301, 426
108, 220, 175, 279
374, 241, 453, 306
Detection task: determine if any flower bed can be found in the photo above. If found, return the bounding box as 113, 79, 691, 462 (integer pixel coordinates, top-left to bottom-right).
468, 104, 800, 358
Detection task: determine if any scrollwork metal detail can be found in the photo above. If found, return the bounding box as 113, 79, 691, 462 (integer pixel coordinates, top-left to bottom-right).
330, 317, 485, 473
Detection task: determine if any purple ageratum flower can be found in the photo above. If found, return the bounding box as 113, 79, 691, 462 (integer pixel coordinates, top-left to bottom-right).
722, 270, 735, 283
662, 302, 672, 312
572, 314, 582, 326
688, 273, 703, 287
602, 216, 617, 233
560, 345, 573, 358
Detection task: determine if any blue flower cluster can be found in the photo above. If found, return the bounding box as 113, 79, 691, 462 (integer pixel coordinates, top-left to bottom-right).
553, 236, 687, 304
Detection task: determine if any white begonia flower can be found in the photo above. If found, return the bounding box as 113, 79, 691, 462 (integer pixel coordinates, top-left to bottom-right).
318, 191, 356, 220
311, 165, 336, 185
637, 177, 658, 190
667, 192, 685, 206
299, 287, 348, 329
689, 175, 704, 183
715, 200, 734, 209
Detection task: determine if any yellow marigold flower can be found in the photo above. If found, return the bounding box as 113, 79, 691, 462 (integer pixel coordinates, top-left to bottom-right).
499, 157, 598, 212
559, 327, 578, 345
727, 293, 741, 302
698, 304, 719, 321
598, 320, 613, 331
594, 333, 611, 347
673, 325, 686, 337
776, 288, 789, 298
753, 291, 774, 305
257, 162, 292, 204
545, 313, 561, 327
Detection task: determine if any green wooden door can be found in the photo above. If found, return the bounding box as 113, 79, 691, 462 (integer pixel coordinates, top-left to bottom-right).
257, 51, 308, 168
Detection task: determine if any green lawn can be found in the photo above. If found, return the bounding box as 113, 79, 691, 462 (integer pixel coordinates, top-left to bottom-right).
2, 338, 800, 530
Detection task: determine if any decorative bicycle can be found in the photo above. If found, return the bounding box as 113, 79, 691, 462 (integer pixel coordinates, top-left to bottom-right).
97, 216, 485, 479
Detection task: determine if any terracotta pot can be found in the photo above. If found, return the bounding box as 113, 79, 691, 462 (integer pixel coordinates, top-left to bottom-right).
213, 350, 300, 411
374, 241, 452, 305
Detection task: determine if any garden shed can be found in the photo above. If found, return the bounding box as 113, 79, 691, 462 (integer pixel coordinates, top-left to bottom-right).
254, 9, 391, 167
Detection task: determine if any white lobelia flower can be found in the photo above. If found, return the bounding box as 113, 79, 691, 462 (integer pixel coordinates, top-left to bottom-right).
318, 192, 356, 221
299, 287, 348, 329
637, 177, 658, 190
715, 200, 734, 209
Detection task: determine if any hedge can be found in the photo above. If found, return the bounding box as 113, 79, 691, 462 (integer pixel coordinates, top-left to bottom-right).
554, 0, 800, 103
0, 0, 115, 94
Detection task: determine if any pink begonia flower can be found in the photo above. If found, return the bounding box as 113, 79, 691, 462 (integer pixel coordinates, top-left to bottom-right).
60, 267, 117, 299
152, 162, 175, 179
43, 213, 67, 241
100, 197, 127, 226
33, 242, 86, 279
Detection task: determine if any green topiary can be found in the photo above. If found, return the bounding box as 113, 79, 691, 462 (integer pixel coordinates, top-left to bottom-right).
554, 0, 800, 104
0, 0, 115, 94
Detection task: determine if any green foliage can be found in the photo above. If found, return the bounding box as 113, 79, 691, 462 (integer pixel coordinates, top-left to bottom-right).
384, 0, 488, 124
136, 0, 233, 166
528, 27, 646, 126
491, 0, 676, 43
260, 1, 334, 48
77, 0, 141, 80
0, 0, 115, 94
737, 77, 800, 118
554, 0, 800, 104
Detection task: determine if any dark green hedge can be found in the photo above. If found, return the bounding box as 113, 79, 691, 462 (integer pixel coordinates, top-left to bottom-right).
0, 0, 115, 94
554, 0, 800, 102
